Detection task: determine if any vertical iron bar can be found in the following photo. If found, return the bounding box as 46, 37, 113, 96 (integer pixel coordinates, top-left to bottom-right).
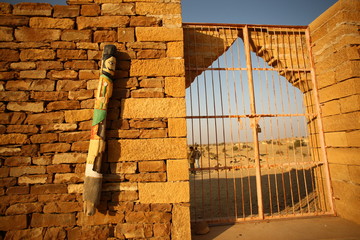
243, 25, 264, 219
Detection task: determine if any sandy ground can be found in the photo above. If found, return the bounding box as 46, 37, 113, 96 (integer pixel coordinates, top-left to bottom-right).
188, 139, 329, 222
191, 216, 360, 240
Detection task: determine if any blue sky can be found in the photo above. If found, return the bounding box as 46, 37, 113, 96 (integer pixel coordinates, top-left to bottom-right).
4, 0, 337, 26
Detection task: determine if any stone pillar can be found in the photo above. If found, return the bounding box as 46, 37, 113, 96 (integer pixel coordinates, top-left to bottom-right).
309, 0, 360, 224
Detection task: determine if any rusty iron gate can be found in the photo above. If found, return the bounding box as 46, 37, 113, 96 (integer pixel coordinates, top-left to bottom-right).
184, 23, 334, 224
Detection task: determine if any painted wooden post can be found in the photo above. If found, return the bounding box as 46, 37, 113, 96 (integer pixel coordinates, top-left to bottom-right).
83, 45, 117, 216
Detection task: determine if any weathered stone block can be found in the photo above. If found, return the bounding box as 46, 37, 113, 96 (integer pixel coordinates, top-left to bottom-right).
136, 2, 181, 15
53, 153, 87, 164
37, 61, 63, 70
59, 131, 90, 142
30, 17, 74, 29
47, 101, 80, 111
115, 223, 152, 239
154, 223, 171, 237
0, 2, 11, 14
0, 15, 29, 27
4, 156, 31, 166
340, 94, 360, 113
18, 175, 49, 185
40, 143, 71, 153
7, 102, 44, 112
0, 27, 13, 41
327, 147, 360, 165
64, 60, 97, 70
25, 112, 64, 125
68, 89, 94, 100
0, 134, 27, 145
5, 202, 43, 215
121, 98, 185, 118
130, 16, 158, 27
65, 109, 93, 122
77, 16, 129, 30
81, 4, 100, 16
125, 211, 171, 223
167, 159, 189, 181
139, 129, 167, 138
67, 225, 111, 240
79, 70, 99, 80
32, 156, 52, 166
54, 5, 80, 17
108, 138, 187, 161
61, 30, 92, 42
0, 49, 19, 62
43, 202, 82, 213
31, 184, 68, 194
131, 88, 164, 98
0, 215, 27, 231
165, 77, 185, 97
130, 59, 184, 77
167, 41, 184, 58
20, 49, 56, 61
30, 91, 68, 101
77, 42, 99, 50
138, 161, 166, 172
41, 123, 77, 132
136, 27, 183, 42
57, 49, 87, 60
110, 162, 137, 174
56, 80, 86, 91
101, 3, 135, 15
171, 204, 191, 240
7, 125, 38, 134
168, 118, 186, 137
54, 173, 84, 184
10, 62, 36, 70
15, 28, 61, 42
47, 164, 72, 174
139, 182, 189, 203
126, 173, 166, 182
13, 3, 52, 16
30, 133, 58, 144
137, 49, 166, 59
323, 112, 360, 132
6, 186, 29, 195
19, 70, 46, 79
31, 213, 76, 228
94, 30, 117, 42
77, 211, 124, 226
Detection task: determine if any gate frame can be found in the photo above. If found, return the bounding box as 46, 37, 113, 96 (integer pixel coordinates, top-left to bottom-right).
184, 22, 336, 224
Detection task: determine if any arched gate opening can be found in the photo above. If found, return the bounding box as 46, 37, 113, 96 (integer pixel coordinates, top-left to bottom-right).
184, 23, 334, 224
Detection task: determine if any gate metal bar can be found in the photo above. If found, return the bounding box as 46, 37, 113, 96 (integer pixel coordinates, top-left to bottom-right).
184, 23, 334, 224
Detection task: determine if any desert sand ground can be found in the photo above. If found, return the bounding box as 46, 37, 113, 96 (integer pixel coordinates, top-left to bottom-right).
188, 138, 328, 222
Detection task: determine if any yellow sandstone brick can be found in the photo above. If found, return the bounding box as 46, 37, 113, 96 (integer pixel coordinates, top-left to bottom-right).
138, 182, 189, 203
168, 118, 186, 137
136, 27, 183, 42
165, 77, 185, 97
121, 98, 185, 118
108, 138, 187, 162
130, 59, 184, 77
135, 2, 181, 15
167, 159, 189, 181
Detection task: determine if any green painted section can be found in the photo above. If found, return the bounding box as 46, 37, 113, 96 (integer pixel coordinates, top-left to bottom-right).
92, 109, 107, 126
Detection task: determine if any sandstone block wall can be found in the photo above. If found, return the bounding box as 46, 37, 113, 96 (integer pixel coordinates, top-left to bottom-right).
309, 0, 360, 224
0, 1, 190, 239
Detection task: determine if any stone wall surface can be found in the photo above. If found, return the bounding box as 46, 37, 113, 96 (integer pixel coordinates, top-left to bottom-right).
0, 0, 190, 239
309, 0, 360, 224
